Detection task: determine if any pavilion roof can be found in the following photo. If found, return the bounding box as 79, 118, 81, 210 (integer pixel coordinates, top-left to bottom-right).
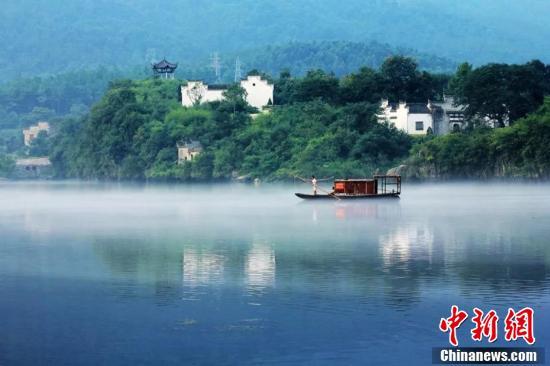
152, 59, 178, 70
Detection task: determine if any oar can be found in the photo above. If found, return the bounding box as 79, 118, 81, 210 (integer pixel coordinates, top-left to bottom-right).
294, 175, 340, 200
317, 185, 341, 201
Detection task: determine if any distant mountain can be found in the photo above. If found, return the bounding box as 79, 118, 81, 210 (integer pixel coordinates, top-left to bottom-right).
1, 0, 549, 81
0, 40, 452, 128
236, 41, 456, 77
173, 40, 457, 83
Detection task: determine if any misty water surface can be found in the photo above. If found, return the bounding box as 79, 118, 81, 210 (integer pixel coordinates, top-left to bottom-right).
0, 182, 549, 365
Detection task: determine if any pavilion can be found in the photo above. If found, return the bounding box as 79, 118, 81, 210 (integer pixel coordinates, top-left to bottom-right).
152, 59, 178, 79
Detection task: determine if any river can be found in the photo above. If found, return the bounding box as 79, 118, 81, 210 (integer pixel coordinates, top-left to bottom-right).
0, 182, 549, 365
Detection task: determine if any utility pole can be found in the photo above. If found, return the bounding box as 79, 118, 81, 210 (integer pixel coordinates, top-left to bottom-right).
234, 57, 242, 83
210, 52, 222, 83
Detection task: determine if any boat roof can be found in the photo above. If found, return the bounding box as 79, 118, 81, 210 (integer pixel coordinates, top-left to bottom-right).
334, 179, 375, 182
334, 175, 401, 182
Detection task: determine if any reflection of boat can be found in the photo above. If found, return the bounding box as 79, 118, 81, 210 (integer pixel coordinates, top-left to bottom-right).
295, 192, 399, 199
295, 175, 401, 200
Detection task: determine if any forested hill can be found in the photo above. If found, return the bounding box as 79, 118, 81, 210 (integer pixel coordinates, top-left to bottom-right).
1, 0, 550, 81
179, 41, 457, 83
232, 41, 455, 78
0, 40, 454, 134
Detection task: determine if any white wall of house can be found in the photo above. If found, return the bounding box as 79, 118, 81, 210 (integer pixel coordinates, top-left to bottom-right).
395, 102, 409, 131
181, 81, 225, 107
181, 76, 274, 109
240, 75, 274, 109
407, 113, 433, 135
378, 101, 409, 131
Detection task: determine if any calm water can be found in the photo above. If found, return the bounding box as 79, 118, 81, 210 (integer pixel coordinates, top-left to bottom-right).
0, 182, 549, 365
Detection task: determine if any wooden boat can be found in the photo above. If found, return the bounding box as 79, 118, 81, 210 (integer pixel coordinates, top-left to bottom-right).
295, 175, 401, 200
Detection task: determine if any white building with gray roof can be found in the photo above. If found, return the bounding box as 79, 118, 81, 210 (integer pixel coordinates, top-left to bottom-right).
377, 96, 466, 135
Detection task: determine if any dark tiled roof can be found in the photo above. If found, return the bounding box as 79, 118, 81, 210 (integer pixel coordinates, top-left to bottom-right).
152, 59, 178, 69
407, 103, 430, 114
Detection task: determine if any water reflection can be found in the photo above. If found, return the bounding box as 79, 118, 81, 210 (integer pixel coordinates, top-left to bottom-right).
379, 223, 434, 270
333, 200, 402, 220
81, 197, 550, 309
245, 240, 276, 295
2, 183, 550, 365
182, 248, 226, 288
302, 199, 402, 221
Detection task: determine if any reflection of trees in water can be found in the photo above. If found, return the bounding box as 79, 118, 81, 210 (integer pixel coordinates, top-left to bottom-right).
92, 236, 261, 303
90, 224, 434, 310
91, 209, 550, 310
452, 235, 548, 299
93, 234, 279, 300
378, 223, 444, 309
92, 238, 187, 304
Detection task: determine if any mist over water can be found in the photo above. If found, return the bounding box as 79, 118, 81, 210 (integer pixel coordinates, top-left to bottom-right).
0, 182, 549, 365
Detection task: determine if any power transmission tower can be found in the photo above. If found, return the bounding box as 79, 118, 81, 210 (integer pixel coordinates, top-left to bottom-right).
234, 57, 242, 82
210, 52, 222, 83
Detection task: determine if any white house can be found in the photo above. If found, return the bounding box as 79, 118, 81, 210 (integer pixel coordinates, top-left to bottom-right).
181, 81, 226, 107
181, 75, 274, 110
378, 101, 434, 135
377, 96, 466, 135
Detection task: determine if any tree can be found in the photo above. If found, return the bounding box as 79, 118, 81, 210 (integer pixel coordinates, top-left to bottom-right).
222, 84, 248, 111
274, 69, 296, 105
461, 63, 546, 126
293, 70, 339, 104
340, 67, 382, 104
29, 130, 50, 156
448, 62, 473, 104
186, 83, 204, 106
380, 56, 419, 101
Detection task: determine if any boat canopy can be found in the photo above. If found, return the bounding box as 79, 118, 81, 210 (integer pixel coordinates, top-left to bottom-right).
333, 176, 401, 195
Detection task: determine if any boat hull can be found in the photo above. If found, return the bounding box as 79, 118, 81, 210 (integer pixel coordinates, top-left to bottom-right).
295, 193, 400, 200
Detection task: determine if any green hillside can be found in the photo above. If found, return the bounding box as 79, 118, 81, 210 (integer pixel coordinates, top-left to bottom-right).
0, 40, 455, 138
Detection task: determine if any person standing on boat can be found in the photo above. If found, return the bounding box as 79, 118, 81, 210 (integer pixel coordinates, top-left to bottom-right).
311, 175, 318, 195
296, 175, 332, 195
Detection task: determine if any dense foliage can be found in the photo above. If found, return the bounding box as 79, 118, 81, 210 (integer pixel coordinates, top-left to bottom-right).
236, 41, 456, 78
0, 40, 455, 154
239, 102, 410, 179
8, 56, 550, 182
276, 56, 449, 105
0, 67, 149, 153
2, 0, 549, 82
405, 98, 550, 179
449, 61, 550, 126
